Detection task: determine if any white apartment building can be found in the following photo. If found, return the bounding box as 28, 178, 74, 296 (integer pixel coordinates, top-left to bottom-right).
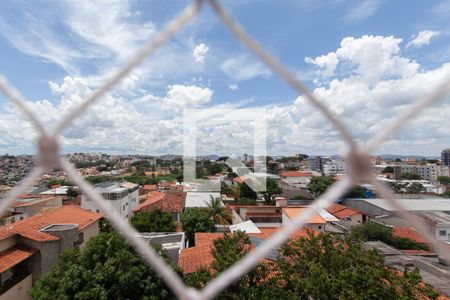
81, 181, 139, 221
398, 164, 440, 182
323, 159, 347, 176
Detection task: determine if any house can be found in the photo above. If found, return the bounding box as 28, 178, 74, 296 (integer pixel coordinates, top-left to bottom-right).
81, 181, 139, 221
136, 232, 185, 264
0, 206, 102, 299
0, 196, 63, 225
238, 206, 283, 227
178, 228, 315, 274
133, 190, 186, 222
326, 203, 366, 223
282, 207, 327, 232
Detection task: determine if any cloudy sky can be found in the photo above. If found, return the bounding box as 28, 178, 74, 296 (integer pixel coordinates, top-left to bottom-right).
0, 0, 449, 156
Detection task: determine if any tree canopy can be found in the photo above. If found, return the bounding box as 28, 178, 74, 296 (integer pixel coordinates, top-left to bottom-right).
438, 176, 450, 185
352, 221, 428, 251
400, 173, 422, 180
130, 209, 176, 232
30, 232, 174, 300
186, 231, 438, 299
206, 196, 232, 225
307, 176, 335, 197
181, 208, 216, 245
262, 178, 283, 204
383, 166, 395, 173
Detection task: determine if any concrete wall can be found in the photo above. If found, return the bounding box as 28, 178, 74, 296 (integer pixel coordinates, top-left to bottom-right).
0, 236, 16, 252
343, 199, 388, 217
80, 221, 100, 249
17, 237, 60, 282
1, 274, 32, 300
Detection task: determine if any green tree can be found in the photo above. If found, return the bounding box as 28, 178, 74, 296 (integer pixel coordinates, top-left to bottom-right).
186, 231, 438, 299
206, 164, 223, 176
262, 178, 282, 204
85, 175, 110, 185
277, 232, 437, 299
406, 182, 425, 194
239, 182, 257, 199
400, 173, 422, 180
206, 196, 232, 225
441, 191, 450, 198
66, 186, 79, 199
307, 176, 335, 197
130, 209, 176, 232
352, 221, 428, 251
29, 232, 173, 300
344, 185, 366, 198
438, 176, 450, 185
389, 181, 407, 193
383, 166, 394, 173
181, 208, 216, 246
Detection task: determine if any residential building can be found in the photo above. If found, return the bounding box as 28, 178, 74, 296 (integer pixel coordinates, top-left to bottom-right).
238, 206, 283, 227
326, 203, 366, 223
343, 197, 450, 216
323, 159, 347, 176
0, 206, 101, 299
393, 164, 441, 182
416, 211, 450, 242
282, 207, 327, 232
133, 190, 186, 221
136, 232, 185, 263
307, 156, 322, 172
0, 196, 62, 225
442, 148, 450, 167
81, 181, 139, 221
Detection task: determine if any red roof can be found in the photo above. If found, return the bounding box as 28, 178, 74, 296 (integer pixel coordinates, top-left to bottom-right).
333, 208, 360, 219
0, 246, 37, 272
133, 191, 185, 213
142, 185, 157, 191
393, 227, 427, 244
178, 229, 316, 274
279, 171, 312, 178
133, 191, 165, 212
326, 203, 348, 214
283, 207, 327, 224
0, 205, 102, 242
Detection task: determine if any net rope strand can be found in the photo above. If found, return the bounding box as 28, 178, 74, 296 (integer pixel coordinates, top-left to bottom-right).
0, 0, 449, 299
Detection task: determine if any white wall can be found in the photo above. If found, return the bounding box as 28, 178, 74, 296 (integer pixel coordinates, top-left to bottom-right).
1, 274, 32, 300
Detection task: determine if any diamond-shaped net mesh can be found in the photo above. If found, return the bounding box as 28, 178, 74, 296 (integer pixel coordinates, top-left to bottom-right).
1, 1, 450, 299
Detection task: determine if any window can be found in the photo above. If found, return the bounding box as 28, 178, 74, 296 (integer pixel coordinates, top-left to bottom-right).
78, 232, 84, 244
439, 230, 447, 237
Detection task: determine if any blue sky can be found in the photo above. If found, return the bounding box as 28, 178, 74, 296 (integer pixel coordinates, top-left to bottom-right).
0, 0, 449, 156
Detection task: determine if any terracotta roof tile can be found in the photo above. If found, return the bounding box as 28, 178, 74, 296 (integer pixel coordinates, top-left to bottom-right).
133, 191, 185, 213
0, 246, 37, 272
393, 227, 427, 244
283, 207, 327, 224
333, 208, 360, 219
326, 203, 347, 214
0, 205, 102, 242
279, 171, 312, 177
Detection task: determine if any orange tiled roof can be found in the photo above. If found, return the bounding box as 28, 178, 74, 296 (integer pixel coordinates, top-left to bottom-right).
133, 191, 185, 213
326, 203, 347, 214
0, 205, 102, 242
393, 227, 427, 244
142, 185, 157, 191
283, 207, 327, 224
179, 229, 316, 274
333, 208, 360, 219
279, 171, 312, 177
133, 191, 165, 212
0, 246, 37, 272
233, 176, 245, 184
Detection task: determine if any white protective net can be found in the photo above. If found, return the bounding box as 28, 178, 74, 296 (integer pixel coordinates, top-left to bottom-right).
1, 1, 450, 299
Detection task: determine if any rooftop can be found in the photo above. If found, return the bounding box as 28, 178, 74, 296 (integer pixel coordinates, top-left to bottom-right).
0, 246, 37, 273
0, 205, 102, 242
282, 207, 327, 224
354, 198, 450, 212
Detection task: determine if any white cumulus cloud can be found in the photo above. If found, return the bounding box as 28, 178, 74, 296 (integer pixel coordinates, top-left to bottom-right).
221, 55, 271, 81
193, 43, 209, 63
406, 30, 441, 48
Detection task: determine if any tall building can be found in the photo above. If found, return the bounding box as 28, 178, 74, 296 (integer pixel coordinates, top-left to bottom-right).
81, 181, 139, 221
308, 156, 322, 172
442, 148, 450, 167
